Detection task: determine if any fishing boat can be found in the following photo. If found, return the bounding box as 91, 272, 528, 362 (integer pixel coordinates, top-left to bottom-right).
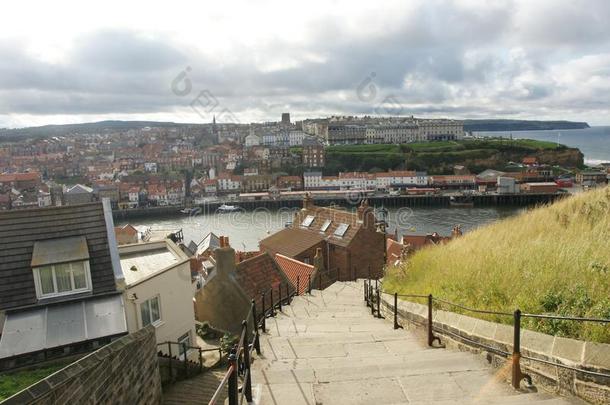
217, 204, 240, 213
449, 195, 474, 208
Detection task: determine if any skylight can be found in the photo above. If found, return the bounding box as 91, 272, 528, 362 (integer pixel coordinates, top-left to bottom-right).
320, 219, 331, 232
301, 215, 315, 227
334, 223, 349, 237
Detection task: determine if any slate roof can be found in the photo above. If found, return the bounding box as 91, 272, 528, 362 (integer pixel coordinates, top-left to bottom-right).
234, 252, 293, 309
259, 227, 324, 256
0, 203, 119, 311
274, 254, 315, 295
292, 206, 365, 247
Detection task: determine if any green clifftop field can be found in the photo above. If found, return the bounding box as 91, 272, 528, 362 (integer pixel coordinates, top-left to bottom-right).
324, 139, 584, 174
384, 187, 610, 343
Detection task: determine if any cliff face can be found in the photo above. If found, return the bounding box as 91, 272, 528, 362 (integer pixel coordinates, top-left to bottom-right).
416, 147, 584, 174
535, 148, 584, 167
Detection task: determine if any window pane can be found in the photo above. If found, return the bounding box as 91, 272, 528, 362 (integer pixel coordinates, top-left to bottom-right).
141, 302, 151, 326
72, 262, 87, 289
55, 264, 72, 292
150, 297, 161, 323
39, 267, 55, 295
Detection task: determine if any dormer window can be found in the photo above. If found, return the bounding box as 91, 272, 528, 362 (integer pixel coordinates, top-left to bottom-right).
34, 261, 91, 298
301, 215, 315, 227
320, 219, 331, 232
31, 236, 92, 299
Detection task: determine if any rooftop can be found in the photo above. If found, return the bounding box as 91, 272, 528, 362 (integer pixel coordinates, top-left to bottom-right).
118, 240, 188, 286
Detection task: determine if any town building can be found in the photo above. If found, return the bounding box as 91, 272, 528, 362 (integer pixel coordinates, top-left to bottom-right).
117, 240, 196, 356
260, 196, 385, 280
302, 138, 325, 168
64, 184, 94, 205
0, 201, 127, 370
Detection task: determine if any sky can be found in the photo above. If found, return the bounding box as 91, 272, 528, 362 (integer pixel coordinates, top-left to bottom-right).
1, 0, 610, 128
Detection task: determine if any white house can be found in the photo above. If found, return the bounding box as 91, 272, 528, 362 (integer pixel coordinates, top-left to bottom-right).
117, 240, 197, 358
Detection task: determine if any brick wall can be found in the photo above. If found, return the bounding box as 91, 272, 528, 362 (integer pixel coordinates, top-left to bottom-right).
3, 326, 162, 405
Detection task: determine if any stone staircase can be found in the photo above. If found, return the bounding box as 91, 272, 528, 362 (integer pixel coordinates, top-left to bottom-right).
162, 368, 228, 404
250, 281, 585, 405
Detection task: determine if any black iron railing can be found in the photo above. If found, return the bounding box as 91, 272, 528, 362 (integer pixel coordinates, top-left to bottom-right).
364, 279, 610, 389
209, 272, 338, 405
157, 341, 222, 380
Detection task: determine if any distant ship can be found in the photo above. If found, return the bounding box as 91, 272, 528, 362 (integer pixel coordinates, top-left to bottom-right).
449, 195, 474, 208
217, 204, 240, 213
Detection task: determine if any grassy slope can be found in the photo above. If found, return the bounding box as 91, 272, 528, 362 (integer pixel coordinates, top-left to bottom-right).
384, 187, 610, 343
0, 362, 68, 401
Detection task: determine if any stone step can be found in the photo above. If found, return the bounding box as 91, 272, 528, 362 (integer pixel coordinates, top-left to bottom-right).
250, 281, 581, 405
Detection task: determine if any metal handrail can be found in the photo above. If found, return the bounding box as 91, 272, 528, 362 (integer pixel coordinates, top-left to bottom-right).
208, 363, 235, 405
369, 279, 610, 391
208, 277, 307, 405
433, 297, 514, 317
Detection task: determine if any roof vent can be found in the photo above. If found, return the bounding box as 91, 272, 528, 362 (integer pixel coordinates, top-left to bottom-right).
130, 265, 138, 272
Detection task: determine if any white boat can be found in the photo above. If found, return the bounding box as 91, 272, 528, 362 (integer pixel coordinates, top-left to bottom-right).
217, 204, 240, 213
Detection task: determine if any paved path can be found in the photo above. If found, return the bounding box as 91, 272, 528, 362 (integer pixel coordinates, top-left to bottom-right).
251, 281, 582, 405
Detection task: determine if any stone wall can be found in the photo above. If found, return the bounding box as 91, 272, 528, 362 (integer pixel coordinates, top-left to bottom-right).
379, 294, 610, 405
2, 326, 162, 405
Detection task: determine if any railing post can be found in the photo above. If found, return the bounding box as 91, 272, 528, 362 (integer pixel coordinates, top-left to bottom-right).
242, 320, 253, 402
227, 347, 238, 405
393, 292, 399, 329
168, 342, 173, 381
511, 309, 531, 389
376, 286, 381, 318
368, 265, 371, 280
308, 274, 312, 294
278, 284, 283, 311
270, 288, 275, 317
183, 343, 188, 377
297, 276, 300, 296
252, 299, 261, 355
198, 347, 203, 373
369, 286, 375, 316
427, 294, 441, 347
261, 292, 266, 332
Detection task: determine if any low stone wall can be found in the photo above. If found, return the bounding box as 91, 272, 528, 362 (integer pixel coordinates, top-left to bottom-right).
2, 326, 162, 405
379, 294, 610, 405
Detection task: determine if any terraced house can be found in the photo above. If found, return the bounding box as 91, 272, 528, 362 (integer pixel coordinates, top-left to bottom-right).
0, 201, 128, 371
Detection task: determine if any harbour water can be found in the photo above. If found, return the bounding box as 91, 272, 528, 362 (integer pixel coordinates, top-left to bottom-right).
475, 126, 610, 165
118, 206, 522, 251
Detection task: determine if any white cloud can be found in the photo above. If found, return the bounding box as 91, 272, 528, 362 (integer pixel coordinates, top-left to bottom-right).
1, 0, 610, 127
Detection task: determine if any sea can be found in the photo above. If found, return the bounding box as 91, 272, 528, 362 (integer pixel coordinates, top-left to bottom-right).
474, 126, 610, 166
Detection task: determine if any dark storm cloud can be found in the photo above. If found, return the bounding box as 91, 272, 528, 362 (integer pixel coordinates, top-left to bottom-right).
1, 0, 610, 124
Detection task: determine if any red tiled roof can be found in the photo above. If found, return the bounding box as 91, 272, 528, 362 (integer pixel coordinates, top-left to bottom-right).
235, 252, 293, 309
274, 254, 315, 295
0, 172, 40, 182
259, 227, 324, 257
386, 238, 404, 266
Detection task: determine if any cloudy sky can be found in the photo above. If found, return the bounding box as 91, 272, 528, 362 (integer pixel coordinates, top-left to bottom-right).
1, 0, 609, 128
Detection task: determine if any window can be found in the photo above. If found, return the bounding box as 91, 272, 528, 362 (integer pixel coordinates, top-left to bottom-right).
141, 296, 161, 327
334, 223, 350, 237
301, 215, 315, 227
178, 332, 191, 357
34, 261, 91, 298
320, 219, 331, 232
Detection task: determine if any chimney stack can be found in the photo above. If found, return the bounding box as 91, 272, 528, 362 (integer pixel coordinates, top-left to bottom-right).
215, 236, 236, 277
313, 247, 325, 272
303, 192, 314, 210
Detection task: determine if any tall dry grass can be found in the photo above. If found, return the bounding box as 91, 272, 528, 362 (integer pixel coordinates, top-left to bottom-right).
384, 186, 610, 343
